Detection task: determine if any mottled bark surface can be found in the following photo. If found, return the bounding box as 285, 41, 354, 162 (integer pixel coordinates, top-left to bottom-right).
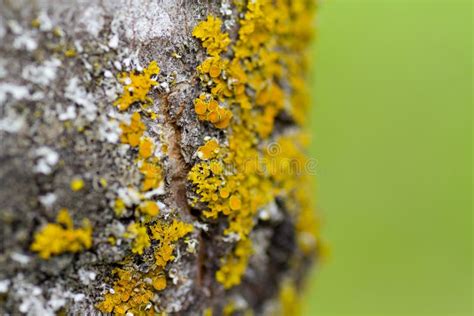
0, 1, 321, 315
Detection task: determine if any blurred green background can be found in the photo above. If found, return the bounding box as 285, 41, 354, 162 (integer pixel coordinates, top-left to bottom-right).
304, 0, 472, 315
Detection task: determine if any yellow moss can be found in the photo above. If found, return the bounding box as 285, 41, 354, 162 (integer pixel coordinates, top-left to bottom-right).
108, 236, 116, 245
114, 61, 160, 111
100, 51, 191, 316
124, 222, 151, 255
31, 209, 92, 259
70, 177, 84, 191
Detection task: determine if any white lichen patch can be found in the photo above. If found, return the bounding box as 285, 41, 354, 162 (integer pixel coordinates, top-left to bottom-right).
0, 83, 29, 105
142, 186, 166, 199
36, 11, 54, 32
117, 187, 142, 207
14, 277, 54, 316
107, 0, 173, 42
98, 116, 121, 143
76, 6, 105, 37
258, 200, 283, 222
78, 269, 97, 286
0, 108, 25, 133
64, 77, 97, 122
10, 252, 31, 265
38, 192, 58, 208
12, 276, 86, 316
13, 32, 38, 51
108, 33, 119, 49
22, 58, 62, 86
0, 279, 10, 293
7, 20, 23, 35
57, 105, 77, 121
33, 146, 59, 175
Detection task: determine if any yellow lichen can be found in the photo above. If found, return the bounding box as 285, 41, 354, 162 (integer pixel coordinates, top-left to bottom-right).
151, 219, 194, 267
31, 209, 92, 259
64, 48, 77, 58
228, 195, 242, 211
99, 57, 182, 316
97, 219, 193, 315
139, 160, 163, 191
95, 268, 154, 315
114, 61, 160, 111
190, 0, 320, 289
31, 18, 40, 28
138, 200, 160, 217
203, 307, 213, 316
216, 239, 253, 289
114, 198, 126, 216
278, 279, 301, 316
223, 300, 236, 316
138, 137, 154, 159
194, 94, 232, 129
70, 177, 84, 191
124, 222, 151, 255
192, 16, 231, 56
197, 139, 220, 160
99, 177, 108, 187
120, 112, 146, 147
151, 273, 167, 291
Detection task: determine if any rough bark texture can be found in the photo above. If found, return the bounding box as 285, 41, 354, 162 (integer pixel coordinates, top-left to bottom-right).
0, 1, 321, 315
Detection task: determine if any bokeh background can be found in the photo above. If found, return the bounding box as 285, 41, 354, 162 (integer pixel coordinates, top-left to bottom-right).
304, 0, 472, 315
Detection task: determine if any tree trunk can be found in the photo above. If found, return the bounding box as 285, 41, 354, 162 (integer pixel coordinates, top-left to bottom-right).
0, 0, 321, 315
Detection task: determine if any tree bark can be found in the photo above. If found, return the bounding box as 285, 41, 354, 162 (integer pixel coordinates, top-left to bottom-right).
0, 1, 321, 315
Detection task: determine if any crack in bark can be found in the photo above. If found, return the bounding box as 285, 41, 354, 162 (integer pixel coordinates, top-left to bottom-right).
161, 94, 191, 217
160, 91, 206, 289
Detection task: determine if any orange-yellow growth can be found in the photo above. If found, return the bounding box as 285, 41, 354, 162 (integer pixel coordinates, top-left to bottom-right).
120, 112, 146, 147
114, 61, 160, 111
31, 209, 92, 259
192, 16, 230, 56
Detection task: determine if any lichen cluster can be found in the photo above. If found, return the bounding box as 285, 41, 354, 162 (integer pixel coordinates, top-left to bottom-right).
97, 220, 193, 314
188, 0, 319, 291
30, 209, 92, 259
95, 61, 195, 314
1, 0, 321, 314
